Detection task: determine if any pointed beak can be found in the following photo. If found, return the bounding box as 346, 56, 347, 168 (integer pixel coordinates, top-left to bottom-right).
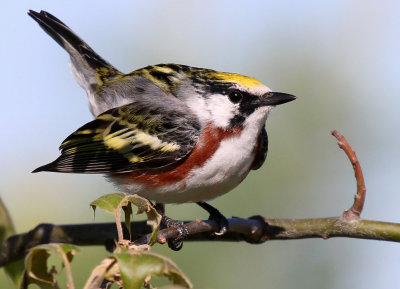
261, 92, 296, 106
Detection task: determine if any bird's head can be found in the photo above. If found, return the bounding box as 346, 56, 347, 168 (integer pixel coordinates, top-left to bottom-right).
131, 64, 296, 131
179, 67, 296, 130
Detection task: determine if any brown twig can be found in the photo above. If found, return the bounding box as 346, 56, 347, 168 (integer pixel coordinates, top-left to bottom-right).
331, 130, 366, 219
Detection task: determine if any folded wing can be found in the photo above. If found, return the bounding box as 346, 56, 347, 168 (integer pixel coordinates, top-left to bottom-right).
33, 99, 201, 174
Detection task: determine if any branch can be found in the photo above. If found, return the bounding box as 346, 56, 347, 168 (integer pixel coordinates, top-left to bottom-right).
2, 216, 400, 267
1, 131, 398, 267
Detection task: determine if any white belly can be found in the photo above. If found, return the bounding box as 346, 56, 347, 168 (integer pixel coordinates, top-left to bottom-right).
108, 135, 256, 203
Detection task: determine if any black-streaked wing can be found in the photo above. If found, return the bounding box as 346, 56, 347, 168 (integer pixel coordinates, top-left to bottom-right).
251, 126, 268, 170
33, 99, 201, 173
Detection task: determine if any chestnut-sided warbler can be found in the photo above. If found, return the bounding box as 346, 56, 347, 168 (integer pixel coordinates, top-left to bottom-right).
29, 10, 296, 243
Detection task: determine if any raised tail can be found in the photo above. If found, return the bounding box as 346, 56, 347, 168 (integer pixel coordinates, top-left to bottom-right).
28, 10, 121, 104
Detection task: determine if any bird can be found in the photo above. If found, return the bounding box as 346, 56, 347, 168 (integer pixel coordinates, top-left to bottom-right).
28, 10, 296, 248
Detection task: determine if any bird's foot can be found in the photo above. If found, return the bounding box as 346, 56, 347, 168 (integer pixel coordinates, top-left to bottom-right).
161, 215, 189, 251
153, 203, 189, 250
197, 202, 229, 236
154, 202, 228, 250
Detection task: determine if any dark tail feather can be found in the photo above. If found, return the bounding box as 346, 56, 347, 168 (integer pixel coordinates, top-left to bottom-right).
32, 162, 58, 173
28, 10, 120, 93
32, 158, 80, 174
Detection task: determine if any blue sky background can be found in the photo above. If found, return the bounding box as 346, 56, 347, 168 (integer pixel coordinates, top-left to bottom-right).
1, 1, 400, 288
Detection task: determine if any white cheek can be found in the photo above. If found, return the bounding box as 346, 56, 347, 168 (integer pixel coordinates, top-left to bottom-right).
177, 84, 211, 126
181, 92, 237, 129
205, 94, 237, 128
183, 94, 211, 126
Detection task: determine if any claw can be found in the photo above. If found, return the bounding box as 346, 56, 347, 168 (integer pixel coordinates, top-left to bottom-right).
197, 202, 229, 236
162, 215, 189, 251
213, 217, 228, 235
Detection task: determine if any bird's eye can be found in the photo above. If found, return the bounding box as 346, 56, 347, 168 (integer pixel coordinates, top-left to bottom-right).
228, 90, 243, 103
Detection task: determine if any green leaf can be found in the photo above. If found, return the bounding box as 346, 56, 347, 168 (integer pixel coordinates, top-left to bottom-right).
0, 197, 14, 242
20, 243, 79, 289
90, 193, 161, 245
123, 203, 133, 239
90, 193, 126, 214
114, 251, 192, 289
119, 195, 162, 245
0, 196, 24, 288
4, 260, 25, 289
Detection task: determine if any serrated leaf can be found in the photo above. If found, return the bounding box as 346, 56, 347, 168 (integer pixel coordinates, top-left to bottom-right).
21, 243, 79, 289
90, 193, 126, 214
114, 251, 192, 289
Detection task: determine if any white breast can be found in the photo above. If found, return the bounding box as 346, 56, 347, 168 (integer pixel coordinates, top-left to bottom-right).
126, 106, 273, 203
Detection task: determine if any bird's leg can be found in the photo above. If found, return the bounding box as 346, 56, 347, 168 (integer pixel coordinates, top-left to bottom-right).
154, 202, 189, 251
154, 203, 165, 215
196, 201, 229, 235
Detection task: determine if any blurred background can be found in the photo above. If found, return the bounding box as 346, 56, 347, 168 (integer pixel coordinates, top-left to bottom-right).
1, 1, 400, 288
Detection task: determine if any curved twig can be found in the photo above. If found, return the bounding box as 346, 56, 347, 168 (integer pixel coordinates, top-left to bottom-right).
331, 130, 366, 218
